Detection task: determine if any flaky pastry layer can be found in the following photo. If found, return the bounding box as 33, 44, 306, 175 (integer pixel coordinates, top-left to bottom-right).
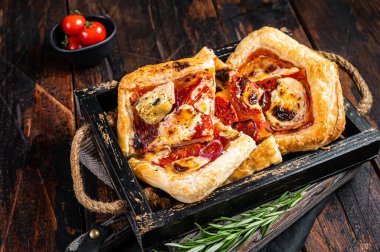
227, 27, 345, 154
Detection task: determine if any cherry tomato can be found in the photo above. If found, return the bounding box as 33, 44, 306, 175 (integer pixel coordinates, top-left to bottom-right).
61, 11, 86, 36
61, 35, 83, 50
79, 21, 107, 46
67, 37, 83, 50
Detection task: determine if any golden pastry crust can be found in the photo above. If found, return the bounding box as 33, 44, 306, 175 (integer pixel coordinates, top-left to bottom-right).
226, 136, 282, 183
227, 27, 345, 154
128, 133, 256, 203
195, 47, 232, 90
117, 50, 215, 156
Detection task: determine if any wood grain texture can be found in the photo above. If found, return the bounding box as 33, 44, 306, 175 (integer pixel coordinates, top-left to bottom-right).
290, 0, 380, 128
0, 0, 83, 251
290, 0, 380, 251
0, 0, 379, 251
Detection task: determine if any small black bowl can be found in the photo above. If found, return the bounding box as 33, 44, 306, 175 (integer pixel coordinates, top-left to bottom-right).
49, 15, 116, 67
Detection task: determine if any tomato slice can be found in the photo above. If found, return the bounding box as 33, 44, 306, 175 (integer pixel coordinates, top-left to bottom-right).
215, 96, 238, 125
193, 114, 213, 138
232, 120, 258, 140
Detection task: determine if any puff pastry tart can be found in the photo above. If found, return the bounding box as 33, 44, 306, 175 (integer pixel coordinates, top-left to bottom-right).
227, 27, 345, 154
195, 48, 282, 182
118, 49, 256, 203
118, 51, 219, 156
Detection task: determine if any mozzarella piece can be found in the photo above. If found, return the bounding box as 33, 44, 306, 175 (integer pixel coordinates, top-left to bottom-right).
265, 77, 307, 130
149, 104, 213, 149
135, 82, 175, 125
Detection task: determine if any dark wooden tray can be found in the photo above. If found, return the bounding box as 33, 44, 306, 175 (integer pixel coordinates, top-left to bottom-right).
74, 45, 380, 250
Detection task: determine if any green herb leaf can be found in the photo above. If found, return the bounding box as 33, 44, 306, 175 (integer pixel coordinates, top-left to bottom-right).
165, 185, 309, 252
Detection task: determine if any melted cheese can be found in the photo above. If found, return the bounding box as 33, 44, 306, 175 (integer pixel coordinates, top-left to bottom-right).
172, 156, 210, 173
248, 67, 299, 83
216, 121, 240, 139
149, 104, 213, 149
191, 79, 214, 115
265, 77, 307, 130
241, 82, 264, 111
135, 82, 175, 125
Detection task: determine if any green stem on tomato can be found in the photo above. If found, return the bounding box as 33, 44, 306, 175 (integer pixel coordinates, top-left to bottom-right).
70, 10, 82, 15
85, 20, 92, 28
61, 34, 68, 48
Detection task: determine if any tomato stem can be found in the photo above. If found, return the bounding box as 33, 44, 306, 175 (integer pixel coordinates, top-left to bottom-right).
61, 34, 69, 48
70, 10, 82, 15
85, 20, 92, 28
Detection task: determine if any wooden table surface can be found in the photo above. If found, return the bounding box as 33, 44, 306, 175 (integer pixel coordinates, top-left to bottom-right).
1, 0, 379, 251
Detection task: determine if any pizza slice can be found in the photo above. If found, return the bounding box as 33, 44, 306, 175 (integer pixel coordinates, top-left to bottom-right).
128, 122, 256, 203
226, 27, 345, 154
117, 50, 217, 156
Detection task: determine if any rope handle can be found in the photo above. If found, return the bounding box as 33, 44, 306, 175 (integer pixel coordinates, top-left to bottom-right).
70, 123, 127, 214
70, 52, 373, 215
318, 51, 373, 115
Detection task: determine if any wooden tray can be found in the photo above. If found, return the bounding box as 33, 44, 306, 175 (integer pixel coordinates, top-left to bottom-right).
74, 45, 380, 250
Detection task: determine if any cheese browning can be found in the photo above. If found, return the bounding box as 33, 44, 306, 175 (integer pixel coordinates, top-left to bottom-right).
149, 104, 213, 149
265, 77, 308, 130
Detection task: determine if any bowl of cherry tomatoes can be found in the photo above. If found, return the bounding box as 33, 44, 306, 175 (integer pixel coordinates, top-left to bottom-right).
49, 11, 116, 67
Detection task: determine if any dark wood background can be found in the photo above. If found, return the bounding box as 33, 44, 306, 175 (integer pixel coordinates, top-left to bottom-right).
0, 0, 379, 251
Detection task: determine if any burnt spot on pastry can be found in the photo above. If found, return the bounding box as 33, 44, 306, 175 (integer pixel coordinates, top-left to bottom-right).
215, 86, 223, 93
173, 61, 190, 71
273, 105, 296, 121
232, 119, 257, 139
152, 98, 160, 106
259, 91, 271, 111
167, 128, 175, 136
173, 163, 189, 172
237, 77, 250, 96
216, 67, 230, 82
249, 91, 258, 105
264, 63, 277, 73
133, 133, 143, 149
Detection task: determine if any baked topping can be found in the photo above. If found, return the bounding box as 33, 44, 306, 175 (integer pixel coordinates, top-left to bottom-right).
130, 71, 215, 152
265, 77, 308, 131
153, 122, 238, 171
237, 49, 314, 133
172, 156, 209, 173
215, 76, 272, 142
135, 82, 175, 125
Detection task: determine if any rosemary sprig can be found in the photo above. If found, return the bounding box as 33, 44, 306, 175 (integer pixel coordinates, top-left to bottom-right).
166, 186, 309, 252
